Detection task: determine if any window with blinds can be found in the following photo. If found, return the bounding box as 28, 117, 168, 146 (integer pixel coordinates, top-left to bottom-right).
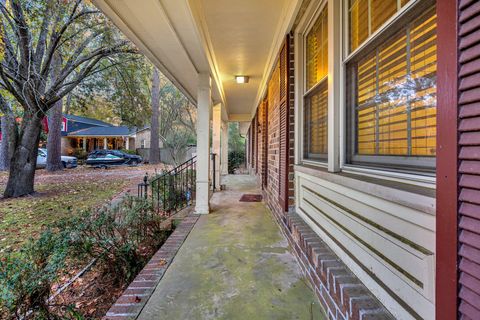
347, 4, 436, 170
306, 7, 328, 90
304, 81, 328, 160
304, 5, 328, 161
348, 0, 414, 53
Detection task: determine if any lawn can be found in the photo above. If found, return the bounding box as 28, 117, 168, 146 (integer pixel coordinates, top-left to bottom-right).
0, 165, 162, 252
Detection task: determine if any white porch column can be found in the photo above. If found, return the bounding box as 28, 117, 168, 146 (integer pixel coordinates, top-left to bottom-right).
103, 137, 108, 150
195, 73, 212, 214
221, 121, 229, 175
125, 137, 130, 150
212, 103, 222, 190
82, 137, 87, 151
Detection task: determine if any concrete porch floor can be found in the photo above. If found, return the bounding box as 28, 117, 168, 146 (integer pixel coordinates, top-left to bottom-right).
138, 175, 325, 320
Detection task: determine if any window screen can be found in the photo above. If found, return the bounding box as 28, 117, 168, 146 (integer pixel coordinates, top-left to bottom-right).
348, 5, 436, 170
306, 7, 328, 91
349, 0, 414, 52
304, 5, 328, 161
304, 81, 328, 160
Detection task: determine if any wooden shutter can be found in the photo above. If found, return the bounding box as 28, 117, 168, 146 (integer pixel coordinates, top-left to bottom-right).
250, 118, 255, 169
253, 109, 259, 174
278, 36, 290, 212
262, 98, 268, 188
458, 0, 480, 318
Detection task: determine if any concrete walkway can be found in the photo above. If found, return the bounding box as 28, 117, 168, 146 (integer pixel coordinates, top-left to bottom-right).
138, 175, 325, 320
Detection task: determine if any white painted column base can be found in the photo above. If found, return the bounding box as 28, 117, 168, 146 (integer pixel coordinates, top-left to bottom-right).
195, 73, 212, 214
194, 181, 210, 214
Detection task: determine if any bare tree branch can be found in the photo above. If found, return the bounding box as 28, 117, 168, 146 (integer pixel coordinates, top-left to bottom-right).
33, 0, 55, 73
10, 0, 32, 73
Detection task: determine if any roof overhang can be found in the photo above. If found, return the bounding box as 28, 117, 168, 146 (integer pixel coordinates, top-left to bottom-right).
93, 0, 301, 123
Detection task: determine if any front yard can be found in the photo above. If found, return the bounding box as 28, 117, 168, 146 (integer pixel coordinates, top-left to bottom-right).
0, 165, 162, 252
0, 164, 174, 318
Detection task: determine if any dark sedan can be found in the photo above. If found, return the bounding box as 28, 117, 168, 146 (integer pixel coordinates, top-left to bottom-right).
86, 150, 142, 167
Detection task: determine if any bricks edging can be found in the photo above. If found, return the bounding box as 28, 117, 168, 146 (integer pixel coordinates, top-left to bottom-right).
268, 207, 394, 320
103, 214, 200, 320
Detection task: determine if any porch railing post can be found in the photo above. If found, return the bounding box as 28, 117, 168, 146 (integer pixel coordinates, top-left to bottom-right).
211, 152, 216, 192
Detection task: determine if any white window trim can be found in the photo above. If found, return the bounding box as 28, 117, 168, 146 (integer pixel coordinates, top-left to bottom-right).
294, 0, 329, 166
340, 0, 436, 187
294, 0, 436, 188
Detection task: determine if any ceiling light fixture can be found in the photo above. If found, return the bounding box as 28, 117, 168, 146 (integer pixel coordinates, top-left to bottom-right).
235, 75, 249, 84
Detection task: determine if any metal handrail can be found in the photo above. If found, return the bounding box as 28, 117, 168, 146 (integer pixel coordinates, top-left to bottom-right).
138, 156, 197, 216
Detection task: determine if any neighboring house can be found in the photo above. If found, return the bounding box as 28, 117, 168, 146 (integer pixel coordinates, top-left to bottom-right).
132, 127, 196, 165
52, 114, 137, 155
128, 127, 163, 151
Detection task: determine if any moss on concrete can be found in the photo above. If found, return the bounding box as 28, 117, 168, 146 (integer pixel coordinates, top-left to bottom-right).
139, 175, 325, 320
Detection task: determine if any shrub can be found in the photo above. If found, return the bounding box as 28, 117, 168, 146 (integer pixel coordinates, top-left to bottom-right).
0, 196, 172, 319
69, 196, 170, 284
73, 148, 88, 160
228, 150, 245, 174
122, 149, 138, 155
0, 230, 70, 319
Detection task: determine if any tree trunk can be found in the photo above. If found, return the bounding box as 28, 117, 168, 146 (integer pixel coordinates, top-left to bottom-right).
4, 115, 43, 198
149, 68, 161, 164
46, 100, 63, 171
65, 93, 72, 115
0, 115, 11, 171
47, 53, 64, 171
0, 96, 14, 171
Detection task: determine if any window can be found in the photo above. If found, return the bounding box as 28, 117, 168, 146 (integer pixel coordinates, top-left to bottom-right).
306, 7, 328, 91
304, 82, 328, 160
347, 2, 437, 171
141, 139, 146, 149
348, 0, 412, 53
303, 5, 328, 161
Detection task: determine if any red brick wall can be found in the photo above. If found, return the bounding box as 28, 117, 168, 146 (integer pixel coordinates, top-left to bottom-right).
247, 34, 393, 320
245, 36, 294, 217
261, 35, 295, 220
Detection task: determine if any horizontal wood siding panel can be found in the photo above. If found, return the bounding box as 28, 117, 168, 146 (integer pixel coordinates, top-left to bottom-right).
296, 172, 435, 319
459, 42, 480, 63
459, 102, 480, 117
460, 131, 480, 144
460, 256, 480, 278
459, 1, 480, 317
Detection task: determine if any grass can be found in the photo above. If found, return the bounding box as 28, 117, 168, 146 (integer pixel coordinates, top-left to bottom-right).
0, 178, 130, 252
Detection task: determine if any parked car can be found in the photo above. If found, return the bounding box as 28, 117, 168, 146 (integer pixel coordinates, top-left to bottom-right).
36, 148, 78, 169
85, 150, 142, 167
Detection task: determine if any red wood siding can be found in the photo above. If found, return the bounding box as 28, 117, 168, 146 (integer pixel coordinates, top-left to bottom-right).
458, 0, 480, 319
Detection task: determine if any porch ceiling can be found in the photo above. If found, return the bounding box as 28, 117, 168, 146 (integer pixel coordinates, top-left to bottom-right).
189, 0, 296, 118
93, 0, 300, 122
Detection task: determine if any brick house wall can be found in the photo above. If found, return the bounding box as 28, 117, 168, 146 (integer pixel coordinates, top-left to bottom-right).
247, 34, 393, 319
263, 35, 295, 220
